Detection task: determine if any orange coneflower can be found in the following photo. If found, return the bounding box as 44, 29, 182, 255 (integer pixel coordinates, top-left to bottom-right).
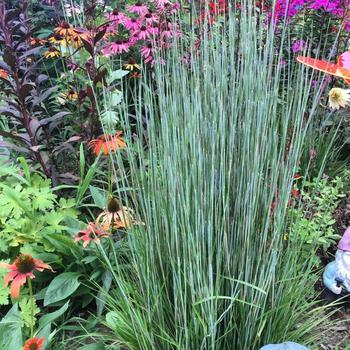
23, 337, 45, 350
96, 197, 138, 231
0, 254, 53, 299
74, 222, 109, 247
54, 21, 78, 38
30, 37, 47, 46
48, 33, 67, 46
43, 46, 61, 58
88, 131, 126, 156
0, 69, 9, 79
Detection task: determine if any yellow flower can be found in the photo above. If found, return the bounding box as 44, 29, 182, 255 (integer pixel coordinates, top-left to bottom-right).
48, 33, 67, 47
123, 58, 141, 71
54, 21, 78, 38
328, 88, 350, 110
63, 90, 78, 101
43, 47, 61, 58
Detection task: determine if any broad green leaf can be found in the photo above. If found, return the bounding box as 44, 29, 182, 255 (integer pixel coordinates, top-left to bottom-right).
38, 301, 69, 332
44, 272, 81, 306
0, 303, 23, 350
89, 185, 106, 209
108, 69, 129, 83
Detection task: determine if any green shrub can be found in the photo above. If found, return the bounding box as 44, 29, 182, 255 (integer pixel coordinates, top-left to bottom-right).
0, 157, 78, 256
289, 172, 350, 264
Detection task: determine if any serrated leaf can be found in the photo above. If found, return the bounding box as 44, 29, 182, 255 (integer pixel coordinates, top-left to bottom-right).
19, 297, 40, 328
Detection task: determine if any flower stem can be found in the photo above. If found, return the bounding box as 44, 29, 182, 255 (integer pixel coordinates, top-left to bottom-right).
28, 278, 34, 338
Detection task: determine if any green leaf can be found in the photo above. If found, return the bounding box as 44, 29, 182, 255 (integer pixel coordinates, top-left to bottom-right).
76, 343, 105, 350
108, 69, 129, 83
110, 90, 123, 106
19, 296, 40, 328
0, 303, 23, 350
38, 301, 69, 332
89, 185, 106, 209
97, 270, 112, 316
44, 272, 81, 306
45, 233, 81, 256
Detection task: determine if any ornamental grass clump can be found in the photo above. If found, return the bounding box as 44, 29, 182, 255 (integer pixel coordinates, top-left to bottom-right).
94, 2, 333, 349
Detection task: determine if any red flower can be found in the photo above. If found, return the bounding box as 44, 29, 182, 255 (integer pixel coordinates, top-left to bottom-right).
0, 255, 53, 299
290, 188, 299, 199
23, 337, 45, 350
293, 174, 302, 180
74, 222, 110, 247
88, 132, 126, 156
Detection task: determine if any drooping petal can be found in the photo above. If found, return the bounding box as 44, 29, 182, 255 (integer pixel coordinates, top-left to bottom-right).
0, 262, 16, 270
3, 270, 18, 286
10, 274, 27, 299
34, 259, 54, 272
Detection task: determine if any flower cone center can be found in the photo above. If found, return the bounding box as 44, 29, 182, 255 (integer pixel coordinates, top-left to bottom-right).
15, 255, 35, 274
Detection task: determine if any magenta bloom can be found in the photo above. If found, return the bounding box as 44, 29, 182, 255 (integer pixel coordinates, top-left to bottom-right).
137, 25, 153, 40
127, 2, 149, 15
148, 23, 159, 35
111, 40, 130, 54
124, 17, 142, 31
140, 42, 155, 59
144, 12, 159, 25
107, 8, 129, 25
291, 39, 307, 53
152, 0, 171, 6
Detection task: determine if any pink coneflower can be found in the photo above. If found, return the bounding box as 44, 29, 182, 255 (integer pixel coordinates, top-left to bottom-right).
159, 1, 180, 14
127, 2, 149, 16
148, 23, 159, 35
102, 45, 113, 56
140, 42, 155, 59
124, 17, 142, 31
137, 25, 152, 40
75, 222, 110, 247
153, 0, 171, 7
110, 39, 130, 54
144, 11, 159, 25
107, 8, 129, 25
129, 33, 140, 45
147, 56, 165, 65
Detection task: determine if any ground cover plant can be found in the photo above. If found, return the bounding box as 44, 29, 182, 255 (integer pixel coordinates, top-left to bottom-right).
0, 0, 350, 349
